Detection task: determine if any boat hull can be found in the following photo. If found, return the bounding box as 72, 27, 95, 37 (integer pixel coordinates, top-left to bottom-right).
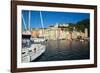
22, 44, 46, 63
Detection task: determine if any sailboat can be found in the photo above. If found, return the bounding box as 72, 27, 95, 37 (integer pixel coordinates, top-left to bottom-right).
21, 11, 46, 63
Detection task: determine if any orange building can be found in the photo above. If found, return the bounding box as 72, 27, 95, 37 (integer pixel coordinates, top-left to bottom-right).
31, 30, 39, 38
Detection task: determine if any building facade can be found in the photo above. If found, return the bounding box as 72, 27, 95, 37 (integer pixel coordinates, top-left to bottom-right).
31, 24, 88, 40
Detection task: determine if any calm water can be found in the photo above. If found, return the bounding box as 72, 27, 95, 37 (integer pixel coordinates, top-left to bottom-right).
32, 40, 90, 62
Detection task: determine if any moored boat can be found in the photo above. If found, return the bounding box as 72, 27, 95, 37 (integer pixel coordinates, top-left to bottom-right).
22, 43, 46, 63
21, 11, 46, 63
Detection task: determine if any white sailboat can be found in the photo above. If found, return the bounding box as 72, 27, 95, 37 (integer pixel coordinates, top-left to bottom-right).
22, 11, 46, 63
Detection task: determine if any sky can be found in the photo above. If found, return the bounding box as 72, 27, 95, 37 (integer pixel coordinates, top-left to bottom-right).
22, 10, 90, 31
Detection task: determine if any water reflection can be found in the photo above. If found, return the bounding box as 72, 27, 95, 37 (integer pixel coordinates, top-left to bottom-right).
33, 39, 90, 62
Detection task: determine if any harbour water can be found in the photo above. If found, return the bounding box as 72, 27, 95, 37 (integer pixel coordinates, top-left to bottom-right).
32, 39, 90, 62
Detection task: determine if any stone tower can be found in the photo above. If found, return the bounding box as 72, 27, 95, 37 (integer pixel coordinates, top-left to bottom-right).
85, 28, 88, 38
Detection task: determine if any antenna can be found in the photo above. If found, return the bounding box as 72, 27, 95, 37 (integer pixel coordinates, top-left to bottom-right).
22, 14, 27, 31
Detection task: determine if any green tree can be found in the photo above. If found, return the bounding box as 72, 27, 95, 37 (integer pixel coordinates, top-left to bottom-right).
76, 19, 90, 31
67, 23, 75, 31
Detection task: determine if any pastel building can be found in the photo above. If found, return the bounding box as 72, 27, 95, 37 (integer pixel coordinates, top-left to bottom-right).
30, 24, 88, 40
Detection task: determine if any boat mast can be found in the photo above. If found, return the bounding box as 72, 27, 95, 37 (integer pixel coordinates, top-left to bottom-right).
28, 10, 31, 31
22, 14, 27, 31
40, 11, 45, 38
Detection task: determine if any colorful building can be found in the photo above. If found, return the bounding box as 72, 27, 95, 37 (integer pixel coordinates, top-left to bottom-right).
29, 24, 88, 40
